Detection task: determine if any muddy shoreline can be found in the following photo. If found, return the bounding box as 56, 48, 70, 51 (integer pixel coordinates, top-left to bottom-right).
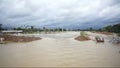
0, 35, 41, 43
75, 36, 90, 41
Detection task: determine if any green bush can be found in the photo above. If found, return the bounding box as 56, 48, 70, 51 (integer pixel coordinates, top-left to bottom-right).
80, 31, 89, 37
80, 31, 84, 36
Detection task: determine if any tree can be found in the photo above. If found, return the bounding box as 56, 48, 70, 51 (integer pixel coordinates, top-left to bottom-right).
89, 27, 93, 31
104, 25, 112, 32
58, 28, 62, 32
31, 26, 34, 30
0, 24, 3, 31
103, 23, 120, 33
112, 23, 120, 33
98, 28, 102, 32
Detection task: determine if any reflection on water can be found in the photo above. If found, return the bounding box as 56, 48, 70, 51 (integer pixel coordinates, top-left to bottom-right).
0, 32, 120, 67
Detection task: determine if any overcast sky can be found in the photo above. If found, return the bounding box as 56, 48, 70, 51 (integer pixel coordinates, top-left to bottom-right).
0, 0, 120, 29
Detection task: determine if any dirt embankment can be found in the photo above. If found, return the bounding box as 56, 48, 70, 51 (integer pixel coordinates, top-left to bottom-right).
96, 32, 113, 35
75, 36, 90, 41
0, 35, 41, 42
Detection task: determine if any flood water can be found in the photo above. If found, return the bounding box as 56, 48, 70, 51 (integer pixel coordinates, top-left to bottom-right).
0, 32, 120, 67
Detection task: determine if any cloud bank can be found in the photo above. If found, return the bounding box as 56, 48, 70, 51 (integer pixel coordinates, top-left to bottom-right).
0, 0, 120, 29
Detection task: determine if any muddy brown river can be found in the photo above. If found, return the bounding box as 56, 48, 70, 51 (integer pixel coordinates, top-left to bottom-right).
0, 32, 120, 67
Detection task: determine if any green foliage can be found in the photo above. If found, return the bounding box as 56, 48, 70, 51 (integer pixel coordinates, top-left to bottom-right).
104, 25, 113, 32
13, 26, 67, 33
104, 23, 120, 33
0, 24, 4, 31
98, 28, 102, 32
31, 26, 34, 30
80, 31, 88, 37
80, 31, 84, 36
112, 23, 120, 33
89, 27, 93, 31
95, 36, 100, 39
63, 29, 66, 31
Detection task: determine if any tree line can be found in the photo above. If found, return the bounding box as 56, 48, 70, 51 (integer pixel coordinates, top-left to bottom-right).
0, 24, 4, 31
0, 24, 67, 33
0, 23, 120, 34
103, 23, 120, 33
13, 26, 67, 33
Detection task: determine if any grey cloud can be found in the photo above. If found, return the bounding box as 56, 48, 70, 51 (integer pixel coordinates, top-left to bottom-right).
0, 0, 120, 29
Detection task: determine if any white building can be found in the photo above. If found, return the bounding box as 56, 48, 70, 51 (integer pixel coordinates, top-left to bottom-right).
1, 30, 23, 34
